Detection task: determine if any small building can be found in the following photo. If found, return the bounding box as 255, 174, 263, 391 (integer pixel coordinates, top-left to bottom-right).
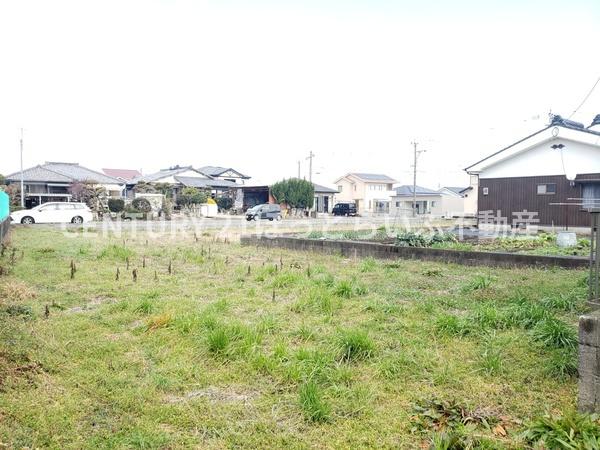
334, 173, 397, 214
465, 114, 600, 228
5, 162, 124, 208
313, 183, 338, 213
391, 185, 468, 217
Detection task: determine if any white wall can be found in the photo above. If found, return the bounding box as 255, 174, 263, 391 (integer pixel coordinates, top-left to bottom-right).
478, 138, 600, 179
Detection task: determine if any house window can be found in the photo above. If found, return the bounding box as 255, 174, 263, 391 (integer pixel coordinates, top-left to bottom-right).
338, 185, 343, 192
482, 187, 489, 195
537, 183, 556, 195
583, 183, 600, 208
431, 201, 436, 207
395, 201, 400, 207
353, 185, 356, 191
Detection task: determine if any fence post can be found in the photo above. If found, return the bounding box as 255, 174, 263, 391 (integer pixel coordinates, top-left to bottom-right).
578, 311, 600, 413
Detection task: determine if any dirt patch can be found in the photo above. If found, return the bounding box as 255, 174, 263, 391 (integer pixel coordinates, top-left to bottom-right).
165, 386, 257, 405
67, 296, 115, 313
0, 281, 37, 303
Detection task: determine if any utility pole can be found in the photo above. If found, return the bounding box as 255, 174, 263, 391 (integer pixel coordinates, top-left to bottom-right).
306, 151, 314, 184
297, 160, 301, 179
411, 141, 426, 217
20, 128, 25, 208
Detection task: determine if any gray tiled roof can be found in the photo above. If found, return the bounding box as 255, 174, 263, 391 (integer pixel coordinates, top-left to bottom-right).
6, 162, 122, 184
394, 185, 440, 196
312, 182, 338, 193
129, 166, 198, 184
349, 173, 397, 183
198, 166, 249, 179
175, 176, 237, 189
443, 186, 469, 195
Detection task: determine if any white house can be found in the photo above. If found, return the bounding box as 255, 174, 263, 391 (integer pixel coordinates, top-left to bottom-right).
334, 173, 397, 214
465, 114, 600, 228
390, 185, 469, 217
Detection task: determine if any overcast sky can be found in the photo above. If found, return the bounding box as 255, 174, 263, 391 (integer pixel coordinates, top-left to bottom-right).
1, 0, 599, 188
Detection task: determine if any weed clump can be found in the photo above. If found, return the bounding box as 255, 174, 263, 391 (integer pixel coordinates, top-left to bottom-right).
531, 317, 577, 350
337, 329, 375, 362
299, 381, 330, 422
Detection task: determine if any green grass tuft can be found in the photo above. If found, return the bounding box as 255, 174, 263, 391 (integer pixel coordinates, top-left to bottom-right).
299, 381, 330, 422
531, 317, 577, 350
336, 328, 375, 362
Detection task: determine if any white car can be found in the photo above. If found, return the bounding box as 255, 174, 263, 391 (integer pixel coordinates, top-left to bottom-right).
10, 202, 94, 224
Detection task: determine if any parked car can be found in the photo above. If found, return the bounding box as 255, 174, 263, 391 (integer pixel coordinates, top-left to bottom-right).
246, 204, 282, 221
9, 202, 93, 224
332, 202, 357, 216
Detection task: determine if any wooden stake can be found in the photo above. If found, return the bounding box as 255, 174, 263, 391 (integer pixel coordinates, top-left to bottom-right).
70, 264, 75, 279
44, 305, 50, 319
307, 265, 311, 278
11, 248, 16, 264
168, 259, 172, 275
116, 267, 120, 281
142, 256, 146, 268
280, 256, 283, 270
154, 270, 158, 281
247, 265, 251, 276
126, 257, 130, 270
132, 268, 137, 282
272, 289, 276, 302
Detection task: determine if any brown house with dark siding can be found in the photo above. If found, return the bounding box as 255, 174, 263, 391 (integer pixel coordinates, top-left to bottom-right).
465, 115, 600, 228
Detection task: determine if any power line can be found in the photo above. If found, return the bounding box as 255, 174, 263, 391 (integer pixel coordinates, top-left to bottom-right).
569, 74, 600, 119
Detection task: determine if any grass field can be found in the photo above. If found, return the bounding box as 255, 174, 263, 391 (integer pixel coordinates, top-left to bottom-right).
0, 226, 594, 448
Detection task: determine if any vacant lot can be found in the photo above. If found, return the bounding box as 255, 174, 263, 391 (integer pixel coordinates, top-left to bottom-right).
0, 226, 591, 448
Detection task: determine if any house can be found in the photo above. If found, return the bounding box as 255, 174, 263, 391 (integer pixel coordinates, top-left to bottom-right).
197, 166, 250, 185
5, 162, 124, 208
334, 173, 397, 214
126, 165, 238, 200
102, 168, 142, 182
465, 114, 600, 228
313, 183, 338, 214
390, 185, 468, 217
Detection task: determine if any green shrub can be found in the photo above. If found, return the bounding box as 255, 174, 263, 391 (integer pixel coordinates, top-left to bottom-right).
216, 197, 233, 211
132, 197, 152, 213
107, 198, 125, 213
299, 381, 330, 422
395, 231, 457, 248
337, 329, 375, 362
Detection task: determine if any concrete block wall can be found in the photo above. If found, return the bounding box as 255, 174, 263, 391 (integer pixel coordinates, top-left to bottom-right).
240, 235, 588, 269
579, 312, 600, 413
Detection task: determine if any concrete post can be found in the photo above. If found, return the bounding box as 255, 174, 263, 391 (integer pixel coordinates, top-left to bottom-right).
578, 311, 600, 413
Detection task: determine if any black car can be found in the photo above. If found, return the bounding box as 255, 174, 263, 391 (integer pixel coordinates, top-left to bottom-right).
332, 202, 357, 216
246, 204, 282, 221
